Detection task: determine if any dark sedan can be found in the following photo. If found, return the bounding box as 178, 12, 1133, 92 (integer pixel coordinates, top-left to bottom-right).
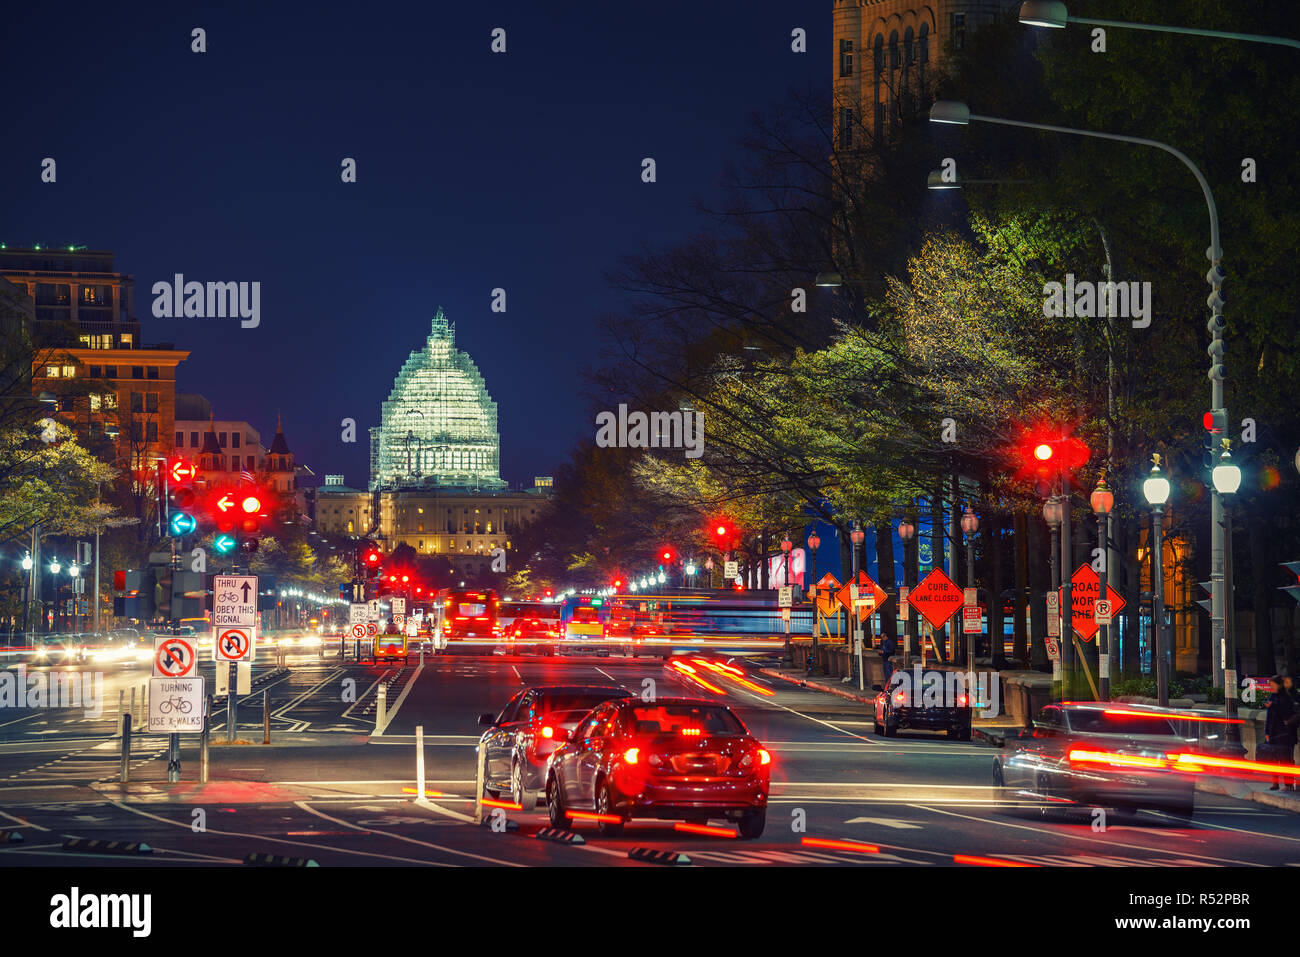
478, 685, 634, 808
545, 697, 771, 838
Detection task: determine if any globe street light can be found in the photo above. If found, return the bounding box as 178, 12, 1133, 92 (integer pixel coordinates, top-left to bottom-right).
1090, 476, 1115, 700
1142, 456, 1172, 707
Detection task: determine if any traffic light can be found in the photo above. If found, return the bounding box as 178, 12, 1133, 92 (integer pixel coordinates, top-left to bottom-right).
166, 456, 197, 537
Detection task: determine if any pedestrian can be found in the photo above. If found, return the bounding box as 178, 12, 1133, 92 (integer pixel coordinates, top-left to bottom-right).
880, 633, 897, 683
1263, 676, 1297, 791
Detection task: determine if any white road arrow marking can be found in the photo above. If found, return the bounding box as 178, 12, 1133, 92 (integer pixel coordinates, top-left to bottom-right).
846, 816, 922, 829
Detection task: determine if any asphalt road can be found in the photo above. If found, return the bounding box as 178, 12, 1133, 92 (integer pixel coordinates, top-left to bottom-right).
1, 648, 1299, 867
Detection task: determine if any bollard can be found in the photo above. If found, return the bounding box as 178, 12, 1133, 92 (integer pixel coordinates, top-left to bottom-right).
200, 696, 210, 783
375, 684, 387, 734
262, 689, 270, 745
415, 724, 425, 801
119, 713, 132, 783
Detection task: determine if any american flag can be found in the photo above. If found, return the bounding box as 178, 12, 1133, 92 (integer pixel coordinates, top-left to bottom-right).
240, 469, 255, 484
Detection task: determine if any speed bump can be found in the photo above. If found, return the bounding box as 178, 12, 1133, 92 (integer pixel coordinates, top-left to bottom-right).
628, 847, 691, 865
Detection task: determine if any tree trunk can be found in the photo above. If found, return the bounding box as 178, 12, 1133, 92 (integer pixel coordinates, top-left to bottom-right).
875, 520, 897, 640
1013, 511, 1028, 668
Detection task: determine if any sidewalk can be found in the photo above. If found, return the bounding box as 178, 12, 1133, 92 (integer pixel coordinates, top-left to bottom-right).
757, 665, 1024, 746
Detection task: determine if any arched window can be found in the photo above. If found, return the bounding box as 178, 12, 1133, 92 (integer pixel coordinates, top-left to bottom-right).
889, 30, 899, 71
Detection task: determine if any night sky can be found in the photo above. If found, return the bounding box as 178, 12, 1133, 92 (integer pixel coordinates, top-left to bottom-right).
4, 1, 818, 487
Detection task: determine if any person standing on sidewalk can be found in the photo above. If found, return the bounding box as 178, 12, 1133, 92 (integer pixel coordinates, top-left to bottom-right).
880, 634, 897, 683
1263, 676, 1297, 791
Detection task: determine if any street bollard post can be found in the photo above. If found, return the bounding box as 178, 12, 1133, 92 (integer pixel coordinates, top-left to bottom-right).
119, 713, 132, 783
415, 724, 425, 801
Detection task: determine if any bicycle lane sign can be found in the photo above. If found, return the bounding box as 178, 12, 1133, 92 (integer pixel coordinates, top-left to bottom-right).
148, 677, 205, 733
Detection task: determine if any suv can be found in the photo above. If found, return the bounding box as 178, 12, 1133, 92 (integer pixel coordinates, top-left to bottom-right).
873, 669, 973, 740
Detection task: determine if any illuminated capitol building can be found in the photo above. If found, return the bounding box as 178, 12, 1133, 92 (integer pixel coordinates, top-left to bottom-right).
315, 308, 552, 578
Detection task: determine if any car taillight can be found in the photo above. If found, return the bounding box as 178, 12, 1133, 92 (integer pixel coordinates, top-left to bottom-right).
623, 748, 640, 764
541, 726, 554, 738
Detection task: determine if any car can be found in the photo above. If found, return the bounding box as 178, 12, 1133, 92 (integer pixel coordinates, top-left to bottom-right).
478, 685, 634, 808
872, 669, 973, 739
544, 697, 771, 838
993, 703, 1198, 819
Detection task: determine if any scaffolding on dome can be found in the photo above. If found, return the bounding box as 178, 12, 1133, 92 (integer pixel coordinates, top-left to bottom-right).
369, 307, 507, 491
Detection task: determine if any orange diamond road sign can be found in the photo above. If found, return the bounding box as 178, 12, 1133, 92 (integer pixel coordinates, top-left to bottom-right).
814, 573, 841, 616
1059, 564, 1126, 642
835, 572, 888, 622
909, 568, 965, 629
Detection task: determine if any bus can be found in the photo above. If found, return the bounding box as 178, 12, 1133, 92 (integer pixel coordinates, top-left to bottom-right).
431, 588, 500, 652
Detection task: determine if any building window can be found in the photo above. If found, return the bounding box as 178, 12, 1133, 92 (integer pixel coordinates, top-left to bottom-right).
232, 432, 241, 449
839, 38, 854, 77
190, 431, 198, 446
839, 107, 854, 148
147, 366, 159, 380
175, 430, 183, 447
952, 13, 965, 50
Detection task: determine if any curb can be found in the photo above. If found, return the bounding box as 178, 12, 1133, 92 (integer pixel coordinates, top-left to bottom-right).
1195, 776, 1300, 814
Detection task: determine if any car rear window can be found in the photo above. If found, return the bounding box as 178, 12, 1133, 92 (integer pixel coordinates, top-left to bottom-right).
627, 704, 746, 734
1067, 710, 1176, 736
537, 692, 626, 714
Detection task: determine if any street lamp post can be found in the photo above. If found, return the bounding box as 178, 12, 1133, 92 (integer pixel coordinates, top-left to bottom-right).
1090, 477, 1115, 700
898, 518, 915, 669
1043, 497, 1063, 700
1211, 442, 1244, 752
807, 530, 821, 675
1142, 457, 1172, 707
960, 506, 979, 671
849, 523, 865, 686
930, 98, 1227, 697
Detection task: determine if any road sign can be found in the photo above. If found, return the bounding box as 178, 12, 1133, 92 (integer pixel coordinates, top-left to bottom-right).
908, 568, 964, 629
392, 597, 407, 615
153, 635, 196, 678
215, 627, 253, 662
778, 586, 793, 608
962, 606, 982, 634
836, 572, 887, 622
213, 574, 258, 630
898, 585, 909, 620
1059, 564, 1126, 642
1095, 598, 1113, 626
148, 677, 205, 733
724, 560, 739, 580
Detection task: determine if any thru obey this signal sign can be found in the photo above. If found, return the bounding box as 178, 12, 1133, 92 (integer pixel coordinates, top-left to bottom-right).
215, 627, 253, 662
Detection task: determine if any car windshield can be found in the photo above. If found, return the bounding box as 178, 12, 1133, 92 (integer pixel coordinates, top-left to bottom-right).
627, 704, 746, 734
1067, 710, 1177, 736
